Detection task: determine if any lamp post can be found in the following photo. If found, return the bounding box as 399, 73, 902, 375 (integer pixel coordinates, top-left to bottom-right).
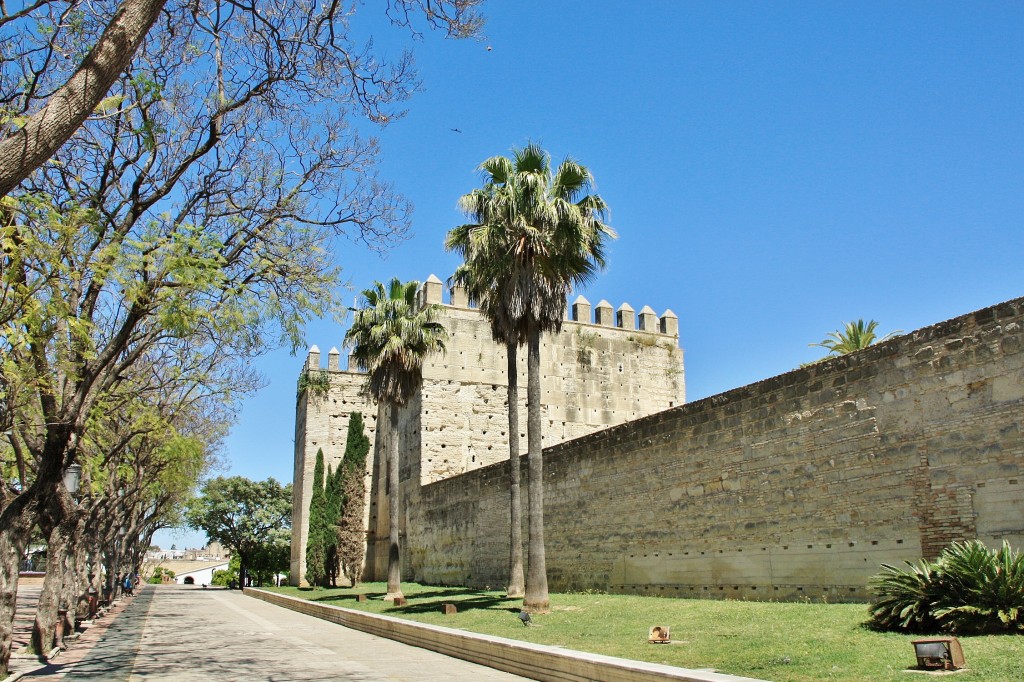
62, 463, 82, 495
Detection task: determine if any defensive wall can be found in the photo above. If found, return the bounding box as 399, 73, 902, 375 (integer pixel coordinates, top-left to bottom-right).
291, 275, 686, 584
405, 296, 1024, 601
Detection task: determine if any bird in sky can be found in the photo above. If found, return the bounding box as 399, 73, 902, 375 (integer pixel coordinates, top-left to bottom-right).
450, 128, 462, 133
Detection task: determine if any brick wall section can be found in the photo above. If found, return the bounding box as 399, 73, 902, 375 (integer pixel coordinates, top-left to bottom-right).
406, 297, 1024, 601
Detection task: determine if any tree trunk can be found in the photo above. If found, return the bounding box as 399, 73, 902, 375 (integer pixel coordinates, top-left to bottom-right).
0, 0, 168, 197
31, 523, 67, 655
523, 326, 549, 613
505, 340, 525, 598
0, 492, 39, 676
384, 402, 403, 601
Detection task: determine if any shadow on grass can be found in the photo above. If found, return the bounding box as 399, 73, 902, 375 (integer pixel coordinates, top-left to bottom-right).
386, 595, 521, 615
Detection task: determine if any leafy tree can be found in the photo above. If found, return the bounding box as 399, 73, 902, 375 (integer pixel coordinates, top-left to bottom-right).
324, 464, 342, 587
304, 450, 328, 587
0, 0, 167, 197
0, 0, 482, 197
345, 279, 447, 600
248, 538, 289, 587
185, 476, 291, 589
25, 351, 216, 655
446, 143, 615, 613
810, 320, 902, 357
147, 566, 175, 584
211, 555, 240, 587
0, 0, 481, 672
336, 413, 370, 585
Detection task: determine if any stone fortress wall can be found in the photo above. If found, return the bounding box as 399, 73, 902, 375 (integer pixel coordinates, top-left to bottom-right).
405, 296, 1024, 600
290, 275, 686, 584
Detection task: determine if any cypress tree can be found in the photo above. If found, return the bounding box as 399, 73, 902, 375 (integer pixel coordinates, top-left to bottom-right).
337, 412, 370, 585
324, 464, 341, 586
304, 448, 327, 586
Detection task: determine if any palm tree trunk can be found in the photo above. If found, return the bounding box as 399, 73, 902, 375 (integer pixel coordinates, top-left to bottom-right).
385, 402, 403, 600
505, 340, 525, 598
523, 325, 549, 613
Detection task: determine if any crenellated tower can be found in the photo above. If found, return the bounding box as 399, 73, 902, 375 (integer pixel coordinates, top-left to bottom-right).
290, 274, 685, 585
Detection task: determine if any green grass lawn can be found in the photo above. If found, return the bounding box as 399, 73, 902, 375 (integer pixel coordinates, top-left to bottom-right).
264, 583, 1022, 681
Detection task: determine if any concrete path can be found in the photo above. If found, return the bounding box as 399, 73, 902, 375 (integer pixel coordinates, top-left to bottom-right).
21, 584, 531, 681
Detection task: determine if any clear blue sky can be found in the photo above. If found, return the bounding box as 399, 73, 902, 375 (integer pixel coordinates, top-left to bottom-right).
154, 1, 1023, 547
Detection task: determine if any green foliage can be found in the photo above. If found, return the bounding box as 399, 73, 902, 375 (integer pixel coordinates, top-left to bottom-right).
148, 566, 176, 584
297, 370, 331, 403
934, 540, 1024, 633
336, 413, 370, 584
304, 450, 328, 587
343, 412, 371, 471
869, 540, 1024, 634
185, 476, 291, 587
324, 464, 342, 585
446, 143, 617, 610
810, 319, 902, 357
344, 278, 448, 407
212, 555, 241, 586
867, 558, 946, 632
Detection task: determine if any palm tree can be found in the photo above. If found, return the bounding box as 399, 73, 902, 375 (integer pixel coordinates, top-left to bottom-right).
445, 143, 615, 613
344, 278, 447, 601
810, 319, 902, 356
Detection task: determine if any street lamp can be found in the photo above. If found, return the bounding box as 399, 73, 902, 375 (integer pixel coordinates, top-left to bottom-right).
63, 463, 82, 495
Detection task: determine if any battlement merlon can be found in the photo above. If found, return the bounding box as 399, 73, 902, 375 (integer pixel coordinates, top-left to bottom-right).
431, 275, 681, 339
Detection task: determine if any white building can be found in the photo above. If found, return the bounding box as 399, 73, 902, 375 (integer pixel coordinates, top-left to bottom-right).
173, 562, 230, 586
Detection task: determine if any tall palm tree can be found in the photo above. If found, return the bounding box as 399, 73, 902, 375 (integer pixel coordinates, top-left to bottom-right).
445, 143, 615, 613
344, 278, 447, 601
810, 319, 902, 356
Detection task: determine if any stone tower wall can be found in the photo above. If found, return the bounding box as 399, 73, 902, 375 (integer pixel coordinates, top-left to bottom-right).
291, 275, 686, 584
289, 349, 377, 583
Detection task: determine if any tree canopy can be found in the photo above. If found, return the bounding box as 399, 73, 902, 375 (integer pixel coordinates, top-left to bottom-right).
345, 278, 447, 599
185, 476, 291, 588
810, 319, 902, 357
446, 143, 615, 613
0, 1, 482, 672
0, 0, 483, 197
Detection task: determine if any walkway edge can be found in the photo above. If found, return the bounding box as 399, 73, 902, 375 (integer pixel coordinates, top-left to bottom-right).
243, 588, 766, 682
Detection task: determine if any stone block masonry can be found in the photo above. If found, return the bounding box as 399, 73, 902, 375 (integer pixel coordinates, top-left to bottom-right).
291, 275, 685, 585
406, 296, 1024, 601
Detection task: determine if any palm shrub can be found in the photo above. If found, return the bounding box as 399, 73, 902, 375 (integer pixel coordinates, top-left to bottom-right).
868, 558, 948, 632
936, 540, 1024, 634
868, 540, 1024, 634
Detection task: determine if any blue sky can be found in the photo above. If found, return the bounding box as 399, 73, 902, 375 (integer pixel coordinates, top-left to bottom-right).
154, 1, 1023, 547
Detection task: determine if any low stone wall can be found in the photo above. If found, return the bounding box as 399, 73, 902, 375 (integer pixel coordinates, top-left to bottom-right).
243, 588, 764, 682
406, 297, 1024, 601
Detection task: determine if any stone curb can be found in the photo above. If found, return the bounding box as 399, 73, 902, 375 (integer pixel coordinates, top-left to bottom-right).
244, 588, 766, 682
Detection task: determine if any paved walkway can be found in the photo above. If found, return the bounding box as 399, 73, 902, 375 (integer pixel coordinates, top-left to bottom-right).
16, 584, 531, 681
